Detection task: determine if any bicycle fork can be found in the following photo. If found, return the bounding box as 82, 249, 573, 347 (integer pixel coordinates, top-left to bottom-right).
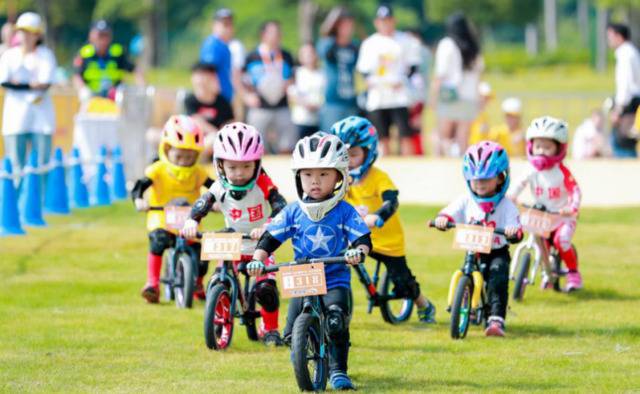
353, 263, 378, 314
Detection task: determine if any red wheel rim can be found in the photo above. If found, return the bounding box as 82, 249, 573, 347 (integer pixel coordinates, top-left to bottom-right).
214, 291, 232, 348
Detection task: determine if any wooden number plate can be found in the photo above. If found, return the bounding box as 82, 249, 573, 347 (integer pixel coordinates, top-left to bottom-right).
279, 263, 327, 299
164, 206, 192, 231
201, 233, 242, 260
520, 208, 558, 237
453, 224, 494, 254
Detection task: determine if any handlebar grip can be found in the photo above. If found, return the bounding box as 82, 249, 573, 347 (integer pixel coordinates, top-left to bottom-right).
375, 217, 384, 228
147, 206, 164, 211
428, 220, 456, 229
264, 265, 279, 273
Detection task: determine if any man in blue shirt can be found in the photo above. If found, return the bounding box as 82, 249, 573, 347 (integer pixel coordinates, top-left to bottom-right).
199, 9, 234, 101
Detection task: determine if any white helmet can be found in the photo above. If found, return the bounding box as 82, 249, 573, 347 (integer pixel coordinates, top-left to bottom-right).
526, 116, 568, 144
291, 131, 349, 221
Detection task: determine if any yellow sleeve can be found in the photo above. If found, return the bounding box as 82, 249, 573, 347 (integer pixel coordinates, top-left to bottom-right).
195, 165, 210, 187
144, 162, 161, 180
635, 107, 640, 131
374, 168, 397, 194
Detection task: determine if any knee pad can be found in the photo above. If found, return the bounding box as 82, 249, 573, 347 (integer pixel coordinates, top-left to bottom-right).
148, 229, 175, 255
553, 234, 572, 253
392, 274, 421, 300
325, 305, 348, 342
255, 279, 279, 312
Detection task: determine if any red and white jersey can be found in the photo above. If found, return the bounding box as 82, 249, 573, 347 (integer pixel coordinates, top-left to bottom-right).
210, 172, 276, 254
510, 163, 581, 214
440, 194, 521, 249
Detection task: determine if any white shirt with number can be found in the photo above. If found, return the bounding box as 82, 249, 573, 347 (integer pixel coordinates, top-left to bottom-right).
356, 31, 421, 111
439, 194, 520, 249
209, 174, 273, 254
0, 46, 56, 135
434, 36, 483, 102
614, 41, 640, 107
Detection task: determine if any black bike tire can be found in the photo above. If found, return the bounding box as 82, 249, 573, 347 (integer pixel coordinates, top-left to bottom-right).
291, 312, 328, 392
175, 253, 195, 308
513, 253, 531, 301
203, 284, 234, 350
379, 270, 414, 324
450, 275, 473, 340
245, 279, 259, 341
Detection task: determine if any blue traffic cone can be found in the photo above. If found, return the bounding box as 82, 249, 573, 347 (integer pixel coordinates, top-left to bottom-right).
111, 146, 127, 200
0, 158, 25, 236
91, 146, 111, 206
19, 150, 46, 226
70, 147, 89, 208
44, 147, 70, 215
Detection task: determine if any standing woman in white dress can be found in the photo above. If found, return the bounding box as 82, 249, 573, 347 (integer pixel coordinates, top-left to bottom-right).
430, 12, 482, 157
0, 12, 56, 180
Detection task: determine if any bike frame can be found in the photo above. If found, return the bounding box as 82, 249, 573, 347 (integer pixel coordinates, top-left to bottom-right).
207, 260, 250, 320
300, 295, 328, 361
167, 236, 200, 287
510, 232, 558, 286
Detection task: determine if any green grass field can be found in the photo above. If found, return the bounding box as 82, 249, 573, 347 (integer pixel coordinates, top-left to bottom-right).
1, 203, 639, 392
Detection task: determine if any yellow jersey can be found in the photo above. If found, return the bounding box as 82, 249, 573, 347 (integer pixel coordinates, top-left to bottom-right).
144, 161, 210, 232
489, 124, 526, 157
469, 111, 491, 146
345, 166, 405, 257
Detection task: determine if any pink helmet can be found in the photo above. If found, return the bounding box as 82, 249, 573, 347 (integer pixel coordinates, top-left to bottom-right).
525, 116, 568, 171
214, 122, 264, 161
213, 122, 265, 193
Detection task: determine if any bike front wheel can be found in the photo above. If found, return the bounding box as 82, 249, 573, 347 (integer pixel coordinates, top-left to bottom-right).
379, 270, 414, 324
174, 253, 195, 308
513, 252, 531, 301
450, 275, 473, 340
244, 280, 259, 341
204, 283, 234, 350
291, 312, 328, 392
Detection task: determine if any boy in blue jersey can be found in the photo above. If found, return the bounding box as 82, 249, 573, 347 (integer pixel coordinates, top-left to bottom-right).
247, 132, 371, 390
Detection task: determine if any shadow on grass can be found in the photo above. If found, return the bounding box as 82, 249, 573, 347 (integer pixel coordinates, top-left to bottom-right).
511, 324, 640, 338
356, 374, 564, 392
569, 288, 640, 302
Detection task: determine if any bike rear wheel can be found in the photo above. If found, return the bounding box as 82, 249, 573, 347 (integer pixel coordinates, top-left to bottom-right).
513, 252, 531, 301
291, 312, 328, 392
379, 270, 414, 324
204, 283, 234, 350
174, 253, 195, 308
450, 275, 473, 340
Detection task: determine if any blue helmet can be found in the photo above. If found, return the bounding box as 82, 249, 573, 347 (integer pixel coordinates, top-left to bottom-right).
329, 116, 378, 182
462, 141, 510, 213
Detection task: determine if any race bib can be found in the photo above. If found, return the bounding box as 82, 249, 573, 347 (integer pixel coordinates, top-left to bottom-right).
453, 224, 494, 254
278, 263, 327, 299
201, 232, 242, 260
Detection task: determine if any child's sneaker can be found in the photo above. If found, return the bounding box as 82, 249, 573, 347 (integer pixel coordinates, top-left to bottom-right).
194, 277, 206, 301
263, 330, 284, 347
565, 271, 583, 292
330, 371, 355, 390
141, 285, 159, 303
485, 316, 505, 337
417, 302, 437, 324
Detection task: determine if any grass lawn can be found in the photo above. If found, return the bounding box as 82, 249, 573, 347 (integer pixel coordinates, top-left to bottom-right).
1, 202, 639, 392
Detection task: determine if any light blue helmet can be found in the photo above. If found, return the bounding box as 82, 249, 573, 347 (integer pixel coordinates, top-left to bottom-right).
329, 116, 378, 182
462, 141, 510, 213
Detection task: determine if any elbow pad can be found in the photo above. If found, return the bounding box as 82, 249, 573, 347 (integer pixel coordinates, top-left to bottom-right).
268, 189, 287, 217
190, 191, 215, 221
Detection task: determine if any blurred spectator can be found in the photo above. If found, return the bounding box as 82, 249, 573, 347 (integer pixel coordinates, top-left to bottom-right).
430, 12, 483, 157
468, 81, 493, 146
73, 20, 143, 102
184, 63, 234, 160
242, 20, 295, 154
607, 23, 640, 158
0, 12, 56, 181
356, 4, 421, 155
200, 10, 234, 102
489, 97, 525, 157
0, 22, 16, 57
573, 109, 609, 159
317, 7, 359, 131
288, 43, 325, 139
214, 9, 246, 119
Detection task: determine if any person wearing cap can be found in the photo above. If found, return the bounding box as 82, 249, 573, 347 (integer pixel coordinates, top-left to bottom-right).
199, 9, 234, 102
488, 97, 525, 157
73, 20, 142, 101
0, 11, 57, 181
317, 6, 359, 131
468, 81, 494, 146
356, 4, 422, 155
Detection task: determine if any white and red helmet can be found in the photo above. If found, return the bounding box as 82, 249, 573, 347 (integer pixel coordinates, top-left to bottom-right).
213, 122, 265, 192
526, 116, 568, 171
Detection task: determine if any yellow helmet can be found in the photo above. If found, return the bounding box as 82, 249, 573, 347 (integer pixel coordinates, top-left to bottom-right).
158, 115, 204, 180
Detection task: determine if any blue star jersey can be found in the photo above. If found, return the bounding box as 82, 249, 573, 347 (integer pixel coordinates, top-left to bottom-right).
267, 200, 370, 289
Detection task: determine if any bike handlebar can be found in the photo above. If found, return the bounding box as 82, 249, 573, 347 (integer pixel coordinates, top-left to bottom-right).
428, 220, 507, 236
